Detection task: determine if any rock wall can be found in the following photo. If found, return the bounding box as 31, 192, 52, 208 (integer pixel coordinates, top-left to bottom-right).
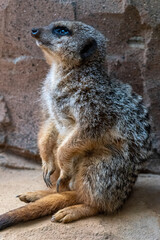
0, 0, 160, 169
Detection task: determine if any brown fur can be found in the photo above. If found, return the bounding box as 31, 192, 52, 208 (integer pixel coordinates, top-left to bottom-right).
0, 191, 78, 230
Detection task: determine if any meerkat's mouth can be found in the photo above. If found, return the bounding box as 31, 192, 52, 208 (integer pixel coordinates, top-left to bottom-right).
36, 40, 43, 47
37, 44, 52, 54
36, 40, 52, 51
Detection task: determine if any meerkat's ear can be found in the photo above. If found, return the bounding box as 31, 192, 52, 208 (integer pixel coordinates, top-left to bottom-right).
80, 38, 97, 60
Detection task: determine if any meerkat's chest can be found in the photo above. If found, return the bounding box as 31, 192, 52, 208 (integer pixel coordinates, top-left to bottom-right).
44, 89, 75, 134
44, 89, 73, 127
53, 94, 76, 134
42, 65, 76, 134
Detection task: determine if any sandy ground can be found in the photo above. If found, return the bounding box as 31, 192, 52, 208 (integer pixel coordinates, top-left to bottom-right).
0, 153, 159, 240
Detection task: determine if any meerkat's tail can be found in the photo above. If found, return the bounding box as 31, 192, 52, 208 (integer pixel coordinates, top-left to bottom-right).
0, 191, 77, 231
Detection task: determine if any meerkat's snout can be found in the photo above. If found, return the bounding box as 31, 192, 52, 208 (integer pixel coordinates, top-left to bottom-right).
31, 28, 41, 38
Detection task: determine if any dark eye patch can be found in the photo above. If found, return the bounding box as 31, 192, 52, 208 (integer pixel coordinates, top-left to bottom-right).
52, 26, 72, 37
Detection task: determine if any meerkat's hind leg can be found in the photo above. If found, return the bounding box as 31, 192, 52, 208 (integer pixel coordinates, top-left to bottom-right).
17, 189, 55, 203
52, 204, 98, 223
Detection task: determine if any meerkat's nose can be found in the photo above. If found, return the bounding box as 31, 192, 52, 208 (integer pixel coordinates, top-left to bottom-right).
31, 28, 41, 38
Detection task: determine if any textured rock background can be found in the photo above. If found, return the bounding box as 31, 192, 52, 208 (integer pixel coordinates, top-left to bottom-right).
0, 0, 160, 169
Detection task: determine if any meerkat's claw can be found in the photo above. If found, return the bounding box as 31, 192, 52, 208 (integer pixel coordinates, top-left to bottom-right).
43, 170, 53, 188
56, 175, 71, 192
56, 177, 61, 192
42, 161, 55, 188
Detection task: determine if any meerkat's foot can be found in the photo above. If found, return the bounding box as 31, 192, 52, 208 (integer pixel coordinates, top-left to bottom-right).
17, 190, 54, 203
51, 204, 98, 223
42, 160, 56, 188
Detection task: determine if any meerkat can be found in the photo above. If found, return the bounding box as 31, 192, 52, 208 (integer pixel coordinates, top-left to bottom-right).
0, 21, 151, 230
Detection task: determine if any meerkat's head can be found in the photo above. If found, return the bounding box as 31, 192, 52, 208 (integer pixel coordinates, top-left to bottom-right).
31, 21, 106, 67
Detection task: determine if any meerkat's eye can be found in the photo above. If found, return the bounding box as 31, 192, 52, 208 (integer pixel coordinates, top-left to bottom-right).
52, 26, 71, 36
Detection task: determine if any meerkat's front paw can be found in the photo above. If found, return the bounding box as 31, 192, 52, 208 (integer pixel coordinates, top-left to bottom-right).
42, 160, 56, 188
56, 170, 71, 192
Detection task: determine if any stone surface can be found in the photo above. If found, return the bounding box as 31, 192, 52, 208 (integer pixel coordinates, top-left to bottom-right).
0, 154, 159, 240
142, 154, 160, 174
0, 96, 10, 145
0, 0, 75, 155
0, 0, 160, 169
0, 152, 41, 170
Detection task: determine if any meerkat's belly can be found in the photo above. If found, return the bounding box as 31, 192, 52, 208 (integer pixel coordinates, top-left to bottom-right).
52, 100, 76, 137
54, 114, 75, 136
